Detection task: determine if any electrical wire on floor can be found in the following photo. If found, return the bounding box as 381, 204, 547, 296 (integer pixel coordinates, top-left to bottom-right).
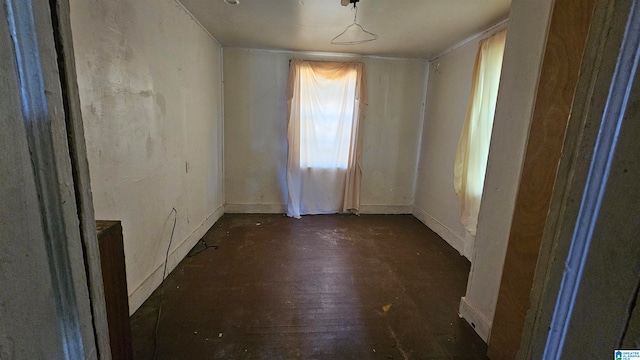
187, 238, 218, 257
153, 207, 177, 360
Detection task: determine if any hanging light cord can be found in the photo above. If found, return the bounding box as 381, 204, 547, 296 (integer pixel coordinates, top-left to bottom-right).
352, 5, 359, 25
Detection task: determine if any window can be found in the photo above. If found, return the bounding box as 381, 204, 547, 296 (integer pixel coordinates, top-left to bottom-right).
454, 30, 507, 235
298, 65, 357, 169
286, 60, 366, 218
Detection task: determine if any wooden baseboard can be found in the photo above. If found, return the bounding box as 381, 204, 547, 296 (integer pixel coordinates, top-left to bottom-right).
459, 296, 492, 342
224, 203, 287, 213
128, 204, 224, 314
412, 206, 469, 259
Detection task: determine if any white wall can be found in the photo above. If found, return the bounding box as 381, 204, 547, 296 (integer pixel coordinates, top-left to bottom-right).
459, 0, 554, 342
223, 49, 428, 214
70, 0, 224, 313
412, 38, 481, 259
222, 49, 288, 213
413, 0, 556, 342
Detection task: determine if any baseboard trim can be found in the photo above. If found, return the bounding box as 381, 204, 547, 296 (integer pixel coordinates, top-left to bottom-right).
128, 204, 225, 314
459, 296, 492, 342
224, 203, 413, 215
358, 204, 412, 214
412, 206, 468, 259
224, 203, 286, 213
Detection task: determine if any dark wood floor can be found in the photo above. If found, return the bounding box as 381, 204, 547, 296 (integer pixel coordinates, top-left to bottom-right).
131, 214, 488, 359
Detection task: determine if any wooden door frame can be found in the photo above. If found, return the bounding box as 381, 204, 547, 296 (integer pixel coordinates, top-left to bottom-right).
489, 0, 640, 358
4, 0, 110, 358
50, 0, 113, 357
520, 0, 640, 357
487, 0, 598, 357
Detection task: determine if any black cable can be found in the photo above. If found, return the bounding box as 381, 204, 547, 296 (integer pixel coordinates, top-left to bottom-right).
153, 207, 177, 360
187, 238, 218, 257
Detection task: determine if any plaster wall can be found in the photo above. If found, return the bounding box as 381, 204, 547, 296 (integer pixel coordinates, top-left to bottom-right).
459, 0, 554, 341
223, 48, 428, 214
70, 0, 224, 313
412, 38, 480, 259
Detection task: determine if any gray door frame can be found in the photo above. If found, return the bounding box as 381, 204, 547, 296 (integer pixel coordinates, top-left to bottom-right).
1, 0, 110, 358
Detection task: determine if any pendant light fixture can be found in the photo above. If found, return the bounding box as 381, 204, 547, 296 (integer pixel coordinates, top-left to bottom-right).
331, 0, 378, 45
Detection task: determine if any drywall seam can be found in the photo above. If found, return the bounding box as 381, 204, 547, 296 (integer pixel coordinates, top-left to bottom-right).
128, 205, 224, 314
172, 0, 222, 46
459, 296, 492, 342
412, 206, 467, 258
223, 46, 430, 62
429, 18, 510, 62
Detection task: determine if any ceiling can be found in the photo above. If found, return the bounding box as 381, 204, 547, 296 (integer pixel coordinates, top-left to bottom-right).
178, 0, 511, 60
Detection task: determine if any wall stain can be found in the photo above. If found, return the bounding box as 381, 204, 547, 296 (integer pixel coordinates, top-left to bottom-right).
139, 89, 153, 97
146, 134, 154, 158
155, 92, 166, 117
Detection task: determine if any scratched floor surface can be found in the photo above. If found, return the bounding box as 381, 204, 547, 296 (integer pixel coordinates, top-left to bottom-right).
130, 214, 488, 359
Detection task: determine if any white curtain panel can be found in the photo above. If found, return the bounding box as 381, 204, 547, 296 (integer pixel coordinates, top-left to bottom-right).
454, 30, 507, 235
286, 60, 367, 218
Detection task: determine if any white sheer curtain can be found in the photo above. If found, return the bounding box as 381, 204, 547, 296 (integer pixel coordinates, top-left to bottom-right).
454, 30, 507, 235
286, 60, 367, 218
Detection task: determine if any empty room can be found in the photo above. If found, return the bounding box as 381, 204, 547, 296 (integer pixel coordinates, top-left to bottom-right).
2, 0, 639, 359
